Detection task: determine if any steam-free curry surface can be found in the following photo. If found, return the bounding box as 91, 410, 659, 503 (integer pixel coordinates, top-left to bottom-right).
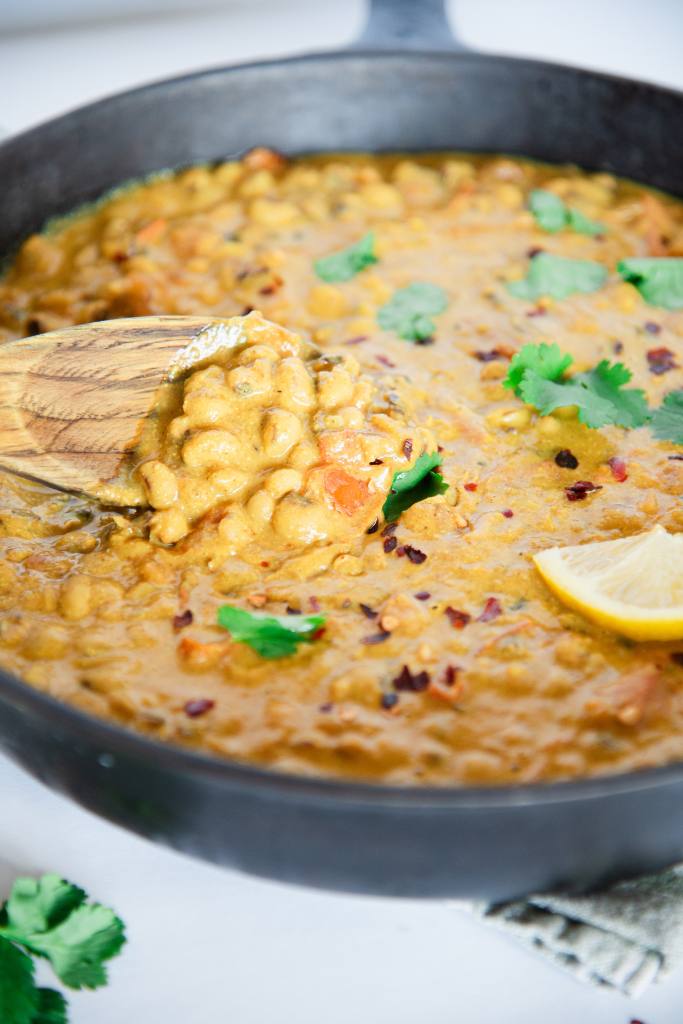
1, 150, 683, 786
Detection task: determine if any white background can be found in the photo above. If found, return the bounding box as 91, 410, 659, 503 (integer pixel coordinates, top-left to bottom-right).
1, 2, 683, 1021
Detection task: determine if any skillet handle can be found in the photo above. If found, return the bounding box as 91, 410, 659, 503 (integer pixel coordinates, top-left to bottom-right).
353, 0, 468, 52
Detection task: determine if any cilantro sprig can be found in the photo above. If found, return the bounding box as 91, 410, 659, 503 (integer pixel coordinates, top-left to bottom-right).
617, 258, 683, 310
651, 390, 683, 444
217, 605, 326, 658
382, 451, 449, 522
504, 342, 649, 429
507, 252, 608, 301
529, 189, 605, 237
314, 232, 378, 283
0, 873, 125, 1024
377, 282, 448, 342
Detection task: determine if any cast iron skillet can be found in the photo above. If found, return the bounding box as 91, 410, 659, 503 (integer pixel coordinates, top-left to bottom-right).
1, 0, 683, 899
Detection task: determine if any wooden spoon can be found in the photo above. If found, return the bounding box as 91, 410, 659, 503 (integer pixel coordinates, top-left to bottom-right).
0, 315, 247, 498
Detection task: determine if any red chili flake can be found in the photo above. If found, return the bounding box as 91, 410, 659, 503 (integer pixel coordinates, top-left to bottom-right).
380, 692, 399, 710
443, 665, 461, 687
184, 698, 215, 718
668, 455, 683, 461
311, 626, 326, 641
369, 458, 384, 466
607, 456, 628, 482
309, 596, 321, 612
382, 522, 398, 537
392, 665, 430, 692
445, 607, 471, 629
644, 321, 661, 335
613, 339, 624, 354
241, 305, 255, 315
647, 347, 678, 375
526, 306, 547, 318
527, 246, 544, 259
260, 560, 270, 567
362, 631, 391, 645
395, 545, 406, 557
671, 653, 683, 667
415, 336, 434, 346
383, 535, 398, 553
402, 438, 414, 459
286, 605, 301, 615
474, 348, 506, 363
319, 701, 334, 713
366, 518, 379, 534
360, 603, 378, 620
415, 591, 431, 601
502, 508, 514, 519
565, 480, 602, 501
377, 354, 396, 369
172, 609, 193, 631
555, 449, 579, 469
404, 545, 427, 564
464, 482, 478, 492
478, 597, 502, 622
343, 335, 369, 345
259, 284, 278, 295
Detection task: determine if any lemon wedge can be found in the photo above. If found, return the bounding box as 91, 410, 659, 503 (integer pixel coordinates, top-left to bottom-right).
533, 524, 683, 641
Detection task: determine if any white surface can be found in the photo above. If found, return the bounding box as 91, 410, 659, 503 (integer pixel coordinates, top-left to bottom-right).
1, 2, 683, 1021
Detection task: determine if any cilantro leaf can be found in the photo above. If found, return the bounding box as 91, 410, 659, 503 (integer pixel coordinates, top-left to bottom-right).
504, 342, 573, 398
382, 451, 449, 522
651, 390, 683, 444
314, 232, 378, 283
5, 875, 85, 936
529, 189, 604, 236
0, 936, 38, 1024
519, 359, 649, 429
573, 361, 649, 429
617, 258, 683, 310
217, 606, 326, 659
507, 252, 608, 300
33, 989, 67, 1024
377, 283, 448, 341
24, 903, 125, 990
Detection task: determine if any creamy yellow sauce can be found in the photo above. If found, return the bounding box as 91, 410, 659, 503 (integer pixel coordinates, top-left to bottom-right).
1, 149, 683, 785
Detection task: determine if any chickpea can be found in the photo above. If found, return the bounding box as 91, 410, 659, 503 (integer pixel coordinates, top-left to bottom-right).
182, 429, 241, 470
139, 461, 178, 509
261, 408, 303, 459
263, 468, 303, 499
149, 508, 189, 545
59, 574, 92, 621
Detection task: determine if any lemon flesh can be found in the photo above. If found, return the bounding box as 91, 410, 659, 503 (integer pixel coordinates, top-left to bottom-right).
533, 524, 683, 641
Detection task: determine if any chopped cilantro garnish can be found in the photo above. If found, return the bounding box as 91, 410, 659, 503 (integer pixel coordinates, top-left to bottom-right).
651, 390, 683, 444
0, 873, 125, 1024
377, 282, 448, 341
217, 605, 326, 658
314, 232, 378, 283
617, 258, 683, 310
382, 451, 449, 522
504, 341, 573, 398
506, 343, 649, 430
507, 252, 608, 300
529, 189, 604, 236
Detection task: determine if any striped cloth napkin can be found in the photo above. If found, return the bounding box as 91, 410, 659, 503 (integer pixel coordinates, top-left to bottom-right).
457, 865, 683, 996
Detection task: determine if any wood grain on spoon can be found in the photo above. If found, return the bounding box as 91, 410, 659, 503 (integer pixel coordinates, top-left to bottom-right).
0, 315, 246, 498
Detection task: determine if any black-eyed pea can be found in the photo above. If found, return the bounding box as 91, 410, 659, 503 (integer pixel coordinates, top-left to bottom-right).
264, 468, 303, 500
139, 461, 178, 509
227, 362, 272, 399
209, 467, 250, 499
274, 357, 315, 410
246, 489, 275, 528
182, 429, 241, 470
261, 408, 303, 459
23, 624, 69, 661
59, 574, 93, 621
217, 506, 254, 549
359, 183, 403, 211
249, 198, 299, 227
149, 508, 189, 546
306, 283, 348, 319
339, 407, 365, 429
54, 531, 97, 554
318, 367, 354, 410
0, 563, 16, 591
184, 364, 225, 393
166, 414, 192, 443
239, 169, 276, 197
272, 494, 331, 545
177, 478, 217, 521
288, 441, 320, 471
486, 406, 532, 430
237, 344, 279, 366
183, 391, 233, 427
